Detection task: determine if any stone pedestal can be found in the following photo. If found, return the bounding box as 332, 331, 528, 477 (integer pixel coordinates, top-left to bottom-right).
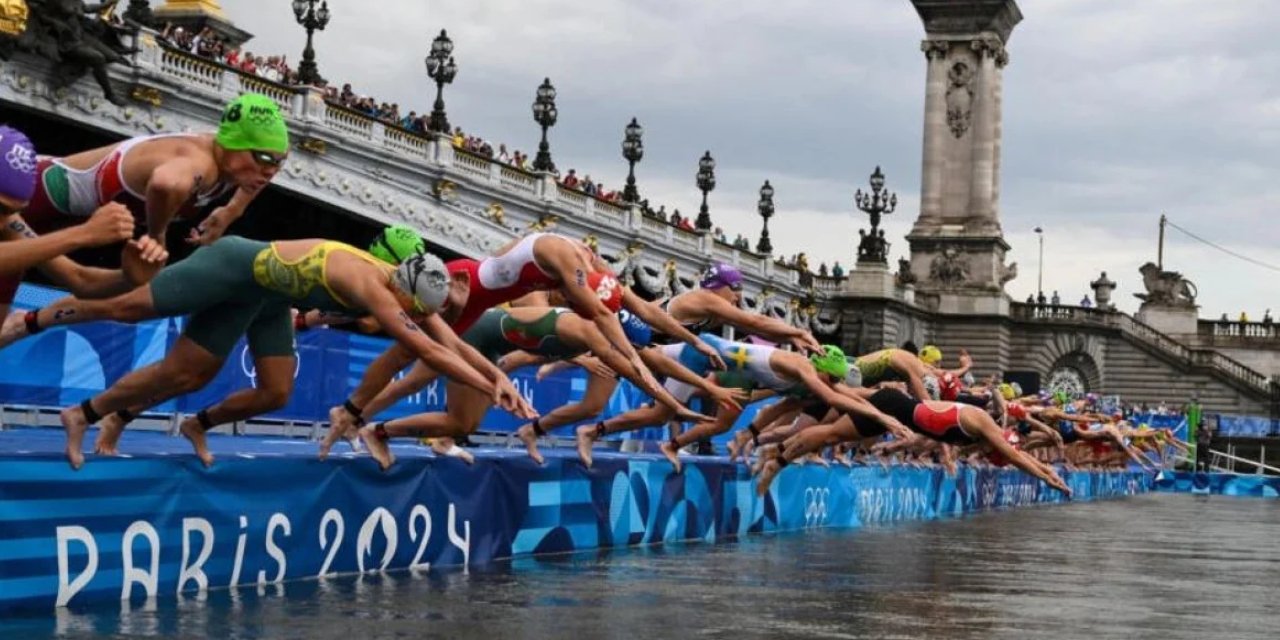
906, 0, 1022, 304
846, 262, 898, 299
1136, 303, 1199, 336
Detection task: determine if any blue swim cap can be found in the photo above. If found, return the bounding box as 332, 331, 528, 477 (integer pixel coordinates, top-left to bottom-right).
618, 310, 652, 347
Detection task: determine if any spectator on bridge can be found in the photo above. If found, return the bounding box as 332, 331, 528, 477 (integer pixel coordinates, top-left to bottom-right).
670, 210, 682, 226
1240, 311, 1250, 323
1037, 291, 1047, 306
1026, 294, 1034, 305
714, 227, 727, 243
562, 169, 579, 189
819, 262, 829, 277
832, 262, 845, 278
1051, 291, 1061, 306
1263, 309, 1273, 326
581, 177, 597, 196
677, 216, 695, 232
1080, 295, 1093, 308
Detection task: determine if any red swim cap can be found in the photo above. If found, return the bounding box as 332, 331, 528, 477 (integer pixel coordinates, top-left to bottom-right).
1007, 403, 1028, 421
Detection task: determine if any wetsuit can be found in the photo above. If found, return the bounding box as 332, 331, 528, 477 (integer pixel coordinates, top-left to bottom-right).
447, 233, 561, 333
660, 333, 801, 404
866, 388, 978, 446
148, 236, 386, 357
462, 307, 583, 363
0, 134, 235, 304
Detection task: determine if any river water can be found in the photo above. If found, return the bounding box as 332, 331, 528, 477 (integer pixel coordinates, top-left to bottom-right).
9, 493, 1279, 639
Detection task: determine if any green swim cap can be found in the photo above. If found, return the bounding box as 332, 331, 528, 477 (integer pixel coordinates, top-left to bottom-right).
216, 93, 290, 154
368, 225, 425, 265
810, 344, 849, 379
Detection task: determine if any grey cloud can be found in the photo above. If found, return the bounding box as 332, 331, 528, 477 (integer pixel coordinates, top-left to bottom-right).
216, 0, 1279, 316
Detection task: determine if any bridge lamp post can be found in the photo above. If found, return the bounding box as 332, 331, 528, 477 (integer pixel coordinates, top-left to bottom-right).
1034, 225, 1044, 300
695, 151, 716, 232
425, 29, 458, 135
621, 117, 644, 204
756, 180, 775, 255
531, 78, 559, 173
292, 0, 331, 86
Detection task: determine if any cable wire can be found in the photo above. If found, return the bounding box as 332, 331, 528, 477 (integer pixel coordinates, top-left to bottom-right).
1164, 217, 1280, 274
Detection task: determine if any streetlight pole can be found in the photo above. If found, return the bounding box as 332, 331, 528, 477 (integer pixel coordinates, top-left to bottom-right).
292, 0, 331, 86
1035, 226, 1044, 299
695, 151, 716, 232
531, 78, 558, 173
756, 180, 775, 255
424, 29, 458, 135
621, 117, 643, 204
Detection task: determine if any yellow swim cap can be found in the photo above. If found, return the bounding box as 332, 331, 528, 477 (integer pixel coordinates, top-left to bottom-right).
919, 345, 942, 365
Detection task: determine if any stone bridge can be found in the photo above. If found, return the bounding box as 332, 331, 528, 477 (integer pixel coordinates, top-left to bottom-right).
0, 31, 841, 334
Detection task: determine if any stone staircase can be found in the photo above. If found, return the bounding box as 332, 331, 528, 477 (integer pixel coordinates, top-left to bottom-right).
925, 303, 1275, 415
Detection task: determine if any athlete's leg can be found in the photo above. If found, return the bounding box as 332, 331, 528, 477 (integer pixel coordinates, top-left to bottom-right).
360, 380, 490, 470
518, 373, 617, 464
662, 407, 742, 471
61, 337, 225, 469
325, 343, 416, 450
320, 357, 436, 459
575, 402, 676, 468
180, 354, 295, 467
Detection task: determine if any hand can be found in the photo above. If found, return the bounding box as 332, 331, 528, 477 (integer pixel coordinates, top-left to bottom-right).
121, 236, 169, 285
493, 377, 537, 419
633, 358, 663, 398
883, 418, 914, 441
80, 202, 135, 247
792, 333, 823, 355
709, 385, 747, 411
578, 356, 616, 380
186, 207, 231, 246
1046, 472, 1072, 497
535, 363, 556, 382
694, 340, 726, 370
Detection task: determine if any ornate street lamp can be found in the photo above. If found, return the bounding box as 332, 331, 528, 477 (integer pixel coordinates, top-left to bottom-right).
694, 151, 716, 232
854, 165, 897, 263
756, 180, 775, 255
292, 0, 331, 86
621, 117, 644, 204
531, 78, 558, 173
424, 29, 458, 134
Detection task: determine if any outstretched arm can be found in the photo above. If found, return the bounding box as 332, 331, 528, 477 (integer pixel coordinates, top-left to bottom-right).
701, 294, 821, 353
639, 347, 747, 411
621, 290, 727, 369
0, 208, 133, 275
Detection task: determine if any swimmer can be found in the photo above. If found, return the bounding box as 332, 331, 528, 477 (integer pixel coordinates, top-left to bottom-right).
4, 236, 532, 469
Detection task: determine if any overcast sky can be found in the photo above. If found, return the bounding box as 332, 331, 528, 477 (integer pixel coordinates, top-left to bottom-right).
215, 0, 1280, 316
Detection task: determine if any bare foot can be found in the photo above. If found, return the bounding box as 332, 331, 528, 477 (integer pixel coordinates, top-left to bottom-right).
575, 425, 597, 468
319, 405, 356, 460
805, 452, 830, 468
94, 413, 128, 455
756, 459, 781, 497
431, 440, 476, 465
179, 419, 215, 467
515, 425, 544, 465
60, 405, 89, 470
0, 311, 30, 349
359, 425, 395, 470
726, 431, 750, 463
659, 440, 682, 473
751, 445, 777, 476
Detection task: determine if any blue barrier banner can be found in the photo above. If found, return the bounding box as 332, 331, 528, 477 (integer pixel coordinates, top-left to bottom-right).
0, 429, 1149, 613
1153, 471, 1280, 497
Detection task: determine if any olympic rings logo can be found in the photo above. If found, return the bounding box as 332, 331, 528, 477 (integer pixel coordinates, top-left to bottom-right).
804, 486, 829, 528
240, 345, 302, 387
5, 144, 36, 174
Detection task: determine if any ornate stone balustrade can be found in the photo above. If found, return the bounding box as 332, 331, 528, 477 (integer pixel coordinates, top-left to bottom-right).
1199, 320, 1279, 341
0, 34, 838, 331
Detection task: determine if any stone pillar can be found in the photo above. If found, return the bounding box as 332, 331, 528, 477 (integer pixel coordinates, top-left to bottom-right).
966, 37, 1000, 231
915, 40, 950, 232
903, 0, 1022, 315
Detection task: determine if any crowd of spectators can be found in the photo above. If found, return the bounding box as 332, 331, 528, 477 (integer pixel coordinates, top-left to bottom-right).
153, 23, 850, 276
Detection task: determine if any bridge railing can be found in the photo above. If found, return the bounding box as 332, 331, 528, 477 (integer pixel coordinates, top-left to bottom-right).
1199, 320, 1279, 340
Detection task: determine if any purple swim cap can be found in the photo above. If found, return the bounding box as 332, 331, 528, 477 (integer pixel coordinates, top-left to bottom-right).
0, 126, 38, 203
700, 262, 743, 290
